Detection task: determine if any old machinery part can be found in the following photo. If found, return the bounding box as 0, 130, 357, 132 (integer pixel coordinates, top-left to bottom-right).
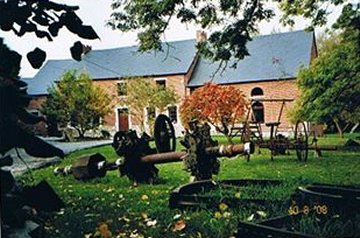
236, 216, 316, 238
54, 153, 123, 180
112, 130, 159, 183
154, 114, 176, 153
267, 133, 290, 161
181, 122, 254, 181
181, 122, 220, 180
189, 123, 253, 179
294, 121, 309, 161
169, 179, 283, 209
56, 122, 255, 184
292, 184, 360, 216
110, 121, 254, 183
139, 141, 254, 163
169, 180, 360, 237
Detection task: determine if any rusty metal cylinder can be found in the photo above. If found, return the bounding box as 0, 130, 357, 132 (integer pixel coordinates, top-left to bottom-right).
140, 142, 254, 164
206, 142, 254, 157
54, 154, 123, 180
140, 151, 186, 164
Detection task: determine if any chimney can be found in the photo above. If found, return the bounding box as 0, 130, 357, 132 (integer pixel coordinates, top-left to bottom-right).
196, 30, 207, 42
82, 45, 92, 55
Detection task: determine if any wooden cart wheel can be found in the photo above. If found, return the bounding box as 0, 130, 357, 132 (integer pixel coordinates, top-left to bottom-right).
294, 121, 308, 162
154, 114, 176, 153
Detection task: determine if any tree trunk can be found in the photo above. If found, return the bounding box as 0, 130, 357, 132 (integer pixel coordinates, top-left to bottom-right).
350, 123, 359, 134
332, 118, 343, 138
76, 127, 85, 139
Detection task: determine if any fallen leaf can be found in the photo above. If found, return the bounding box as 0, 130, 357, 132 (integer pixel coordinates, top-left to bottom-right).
246, 214, 254, 221
256, 211, 267, 218
56, 209, 65, 215
116, 232, 127, 238
235, 192, 241, 199
219, 202, 228, 211
84, 233, 92, 238
172, 219, 186, 232
141, 213, 148, 220
146, 219, 157, 227
118, 216, 130, 223
104, 187, 114, 193
214, 211, 222, 219
97, 223, 112, 238
129, 229, 144, 238
223, 212, 231, 218
141, 194, 149, 201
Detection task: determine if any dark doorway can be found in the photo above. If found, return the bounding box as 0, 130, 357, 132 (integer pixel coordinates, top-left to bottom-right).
252, 101, 264, 123
117, 108, 129, 131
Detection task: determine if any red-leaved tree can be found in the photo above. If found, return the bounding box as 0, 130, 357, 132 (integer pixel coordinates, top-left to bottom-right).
180, 83, 248, 143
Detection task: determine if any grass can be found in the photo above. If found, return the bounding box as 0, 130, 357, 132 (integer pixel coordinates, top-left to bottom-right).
19, 133, 360, 238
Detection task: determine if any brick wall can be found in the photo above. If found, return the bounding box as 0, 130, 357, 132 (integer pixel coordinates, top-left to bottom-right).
93, 76, 300, 136
27, 76, 300, 137
93, 76, 188, 136
228, 79, 299, 135
27, 96, 48, 135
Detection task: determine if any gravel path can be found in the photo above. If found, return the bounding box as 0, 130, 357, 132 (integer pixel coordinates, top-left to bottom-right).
3, 138, 112, 175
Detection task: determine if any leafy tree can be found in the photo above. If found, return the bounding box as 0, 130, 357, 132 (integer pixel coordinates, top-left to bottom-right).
0, 3, 97, 233
108, 0, 356, 69
121, 77, 177, 133
1, 0, 97, 160
0, 39, 64, 157
0, 0, 98, 68
291, 10, 360, 137
180, 83, 248, 143
279, 1, 359, 30
42, 71, 112, 138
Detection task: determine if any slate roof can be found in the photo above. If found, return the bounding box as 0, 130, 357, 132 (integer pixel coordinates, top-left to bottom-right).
27, 39, 197, 95
25, 60, 73, 95
26, 30, 314, 95
187, 30, 315, 87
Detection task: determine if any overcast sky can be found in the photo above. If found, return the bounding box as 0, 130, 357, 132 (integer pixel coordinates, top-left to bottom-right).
0, 0, 344, 77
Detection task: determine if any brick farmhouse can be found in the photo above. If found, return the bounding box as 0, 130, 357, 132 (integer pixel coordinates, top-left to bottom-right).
25, 30, 317, 137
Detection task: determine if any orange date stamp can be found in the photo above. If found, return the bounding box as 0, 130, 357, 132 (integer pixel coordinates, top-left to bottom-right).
288, 203, 328, 215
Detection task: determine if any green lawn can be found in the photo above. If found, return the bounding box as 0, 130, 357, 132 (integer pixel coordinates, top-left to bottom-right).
20, 134, 360, 238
